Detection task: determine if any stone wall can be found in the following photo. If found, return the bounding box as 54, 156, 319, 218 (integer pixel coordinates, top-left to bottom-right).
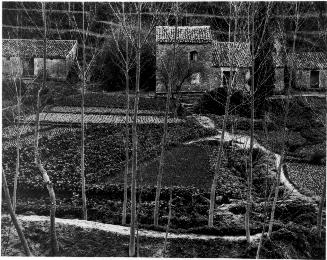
34, 58, 68, 80
2, 57, 23, 77
295, 70, 310, 89
319, 69, 327, 89
274, 67, 285, 92
210, 67, 250, 92
156, 43, 213, 93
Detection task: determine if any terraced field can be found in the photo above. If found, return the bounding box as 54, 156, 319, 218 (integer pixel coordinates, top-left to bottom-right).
25, 113, 183, 124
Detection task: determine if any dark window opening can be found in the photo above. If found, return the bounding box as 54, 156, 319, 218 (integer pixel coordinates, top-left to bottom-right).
190, 51, 198, 61
310, 70, 319, 88
23, 58, 34, 77
222, 70, 235, 87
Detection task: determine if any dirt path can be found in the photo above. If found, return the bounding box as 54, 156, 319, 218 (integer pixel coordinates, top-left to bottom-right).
192, 115, 315, 202
10, 215, 262, 242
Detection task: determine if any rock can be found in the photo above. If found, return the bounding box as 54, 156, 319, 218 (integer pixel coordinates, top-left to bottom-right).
22, 211, 36, 216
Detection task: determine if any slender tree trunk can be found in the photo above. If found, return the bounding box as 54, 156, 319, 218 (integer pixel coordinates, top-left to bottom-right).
208, 3, 234, 227
33, 4, 59, 255
13, 78, 21, 213
208, 89, 232, 227
154, 3, 178, 227
163, 188, 173, 256
317, 176, 326, 238
80, 1, 87, 221
129, 3, 141, 257
2, 169, 32, 256
245, 4, 255, 243
122, 2, 129, 226
268, 3, 299, 237
317, 92, 327, 238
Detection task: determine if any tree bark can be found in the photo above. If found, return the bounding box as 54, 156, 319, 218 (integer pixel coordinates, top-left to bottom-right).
2, 169, 33, 256
208, 88, 231, 227
245, 3, 255, 243
317, 176, 326, 238
13, 78, 21, 213
33, 3, 59, 255
129, 3, 141, 257
80, 1, 87, 221
163, 188, 173, 256
122, 2, 129, 226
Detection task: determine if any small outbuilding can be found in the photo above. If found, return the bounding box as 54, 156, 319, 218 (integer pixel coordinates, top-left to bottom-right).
211, 41, 251, 92
287, 52, 327, 90
2, 39, 78, 81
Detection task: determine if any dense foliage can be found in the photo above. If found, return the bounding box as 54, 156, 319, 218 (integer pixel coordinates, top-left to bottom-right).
193, 88, 251, 117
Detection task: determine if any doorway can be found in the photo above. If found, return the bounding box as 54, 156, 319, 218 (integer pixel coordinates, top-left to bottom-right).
310, 70, 319, 88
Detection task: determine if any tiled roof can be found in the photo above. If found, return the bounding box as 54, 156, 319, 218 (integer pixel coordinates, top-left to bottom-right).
2, 39, 77, 58
287, 52, 327, 69
212, 41, 251, 67
156, 26, 212, 44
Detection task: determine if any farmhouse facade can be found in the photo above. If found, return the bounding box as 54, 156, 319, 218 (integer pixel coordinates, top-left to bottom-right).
2, 39, 78, 81
155, 26, 251, 94
273, 32, 327, 92
288, 52, 327, 90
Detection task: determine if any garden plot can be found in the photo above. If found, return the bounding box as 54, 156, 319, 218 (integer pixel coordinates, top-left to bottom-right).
48, 106, 166, 115
3, 127, 79, 150
25, 113, 183, 124
3, 124, 39, 140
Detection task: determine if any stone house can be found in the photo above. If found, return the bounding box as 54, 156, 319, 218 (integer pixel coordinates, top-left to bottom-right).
273, 32, 327, 92
2, 39, 78, 81
287, 52, 327, 90
274, 51, 327, 91
155, 26, 251, 94
211, 41, 251, 92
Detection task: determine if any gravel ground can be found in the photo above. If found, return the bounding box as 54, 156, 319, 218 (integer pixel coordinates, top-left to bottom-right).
25, 113, 183, 125
286, 162, 325, 197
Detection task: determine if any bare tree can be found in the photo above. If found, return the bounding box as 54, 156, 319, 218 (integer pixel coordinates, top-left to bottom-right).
268, 2, 300, 237
2, 168, 32, 256
154, 2, 179, 227
128, 3, 142, 256
208, 2, 241, 228
105, 4, 136, 224
80, 1, 87, 221
33, 3, 59, 255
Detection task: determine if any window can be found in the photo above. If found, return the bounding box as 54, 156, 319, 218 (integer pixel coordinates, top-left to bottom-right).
190, 51, 198, 62
22, 58, 34, 76
222, 70, 236, 88
310, 70, 319, 88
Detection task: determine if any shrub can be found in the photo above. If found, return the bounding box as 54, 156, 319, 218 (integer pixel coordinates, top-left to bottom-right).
193, 88, 251, 117
309, 150, 326, 165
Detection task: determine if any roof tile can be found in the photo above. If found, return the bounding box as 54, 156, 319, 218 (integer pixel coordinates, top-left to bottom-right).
3, 39, 77, 59
212, 41, 251, 67
287, 52, 327, 69
156, 26, 212, 44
